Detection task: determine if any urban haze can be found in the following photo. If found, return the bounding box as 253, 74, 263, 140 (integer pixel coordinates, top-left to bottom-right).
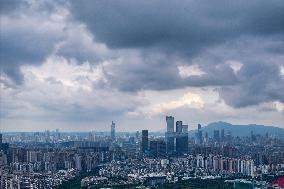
0, 0, 284, 189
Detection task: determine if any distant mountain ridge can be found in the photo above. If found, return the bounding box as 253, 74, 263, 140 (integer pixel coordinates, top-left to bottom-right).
188, 121, 284, 139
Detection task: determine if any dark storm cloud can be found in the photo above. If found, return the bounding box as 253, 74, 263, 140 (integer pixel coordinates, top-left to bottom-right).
1, 0, 284, 110
0, 0, 110, 84
184, 63, 238, 87
0, 0, 73, 83
106, 54, 183, 91
0, 29, 58, 83
106, 52, 239, 92
0, 0, 62, 83
70, 0, 284, 51
0, 0, 28, 83
69, 0, 284, 108
219, 62, 284, 107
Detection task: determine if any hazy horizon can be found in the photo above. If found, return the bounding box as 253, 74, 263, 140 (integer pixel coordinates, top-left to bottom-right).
1, 119, 283, 133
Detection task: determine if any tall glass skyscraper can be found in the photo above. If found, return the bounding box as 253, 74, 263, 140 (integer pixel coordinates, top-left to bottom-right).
111, 121, 115, 140
166, 116, 175, 154
166, 116, 174, 133
176, 121, 183, 133
142, 130, 149, 154
176, 123, 188, 155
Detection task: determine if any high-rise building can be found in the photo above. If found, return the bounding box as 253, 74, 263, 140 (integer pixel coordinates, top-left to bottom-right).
214, 130, 220, 142
226, 131, 232, 143
250, 131, 255, 141
165, 132, 175, 154
88, 131, 96, 141
142, 130, 149, 153
176, 124, 188, 155
204, 132, 209, 143
111, 121, 115, 140
165, 116, 175, 154
196, 124, 203, 144
0, 133, 2, 144
75, 154, 82, 171
198, 124, 202, 130
221, 129, 225, 142
166, 116, 174, 133
135, 131, 140, 141
176, 121, 183, 133
176, 132, 188, 155
149, 140, 166, 157
182, 125, 188, 133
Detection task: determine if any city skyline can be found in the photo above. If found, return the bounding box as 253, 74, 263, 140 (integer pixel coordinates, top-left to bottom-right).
1, 115, 283, 188
1, 0, 284, 132
1, 1, 284, 188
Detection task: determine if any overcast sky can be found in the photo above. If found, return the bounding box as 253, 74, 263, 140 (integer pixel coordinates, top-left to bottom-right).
0, 0, 284, 132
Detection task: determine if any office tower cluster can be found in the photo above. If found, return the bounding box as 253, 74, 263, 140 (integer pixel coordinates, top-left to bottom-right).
213, 129, 231, 143
149, 140, 166, 157
141, 129, 167, 157
165, 116, 189, 155
140, 116, 189, 157
194, 127, 232, 145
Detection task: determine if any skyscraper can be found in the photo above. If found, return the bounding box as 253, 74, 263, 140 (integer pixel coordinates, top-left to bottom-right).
166, 116, 174, 133
214, 130, 220, 142
176, 124, 188, 155
142, 130, 149, 153
196, 124, 203, 144
204, 132, 209, 144
0, 133, 2, 144
182, 125, 188, 133
176, 121, 183, 133
111, 121, 115, 140
221, 129, 225, 142
88, 131, 96, 141
250, 131, 255, 141
198, 124, 201, 130
136, 131, 140, 141
165, 116, 175, 154
149, 140, 166, 158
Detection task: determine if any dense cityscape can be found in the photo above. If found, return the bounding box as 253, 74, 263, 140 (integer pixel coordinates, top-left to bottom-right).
0, 116, 283, 189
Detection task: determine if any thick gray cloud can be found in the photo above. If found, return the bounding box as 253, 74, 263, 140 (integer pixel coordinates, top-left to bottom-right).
104, 51, 239, 92
69, 0, 284, 108
0, 0, 65, 83
220, 61, 284, 107
70, 0, 284, 51
0, 0, 284, 130
0, 25, 60, 83
0, 0, 103, 83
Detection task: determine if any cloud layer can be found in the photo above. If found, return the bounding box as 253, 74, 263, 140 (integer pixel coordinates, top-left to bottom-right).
0, 0, 283, 131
